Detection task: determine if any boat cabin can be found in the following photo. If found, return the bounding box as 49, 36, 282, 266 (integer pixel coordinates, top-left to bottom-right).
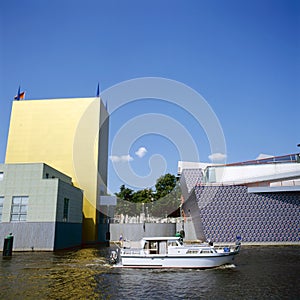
141, 237, 182, 255
138, 237, 219, 256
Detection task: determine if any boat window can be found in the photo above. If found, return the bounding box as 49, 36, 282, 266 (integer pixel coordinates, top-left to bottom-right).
144, 241, 149, 250
149, 241, 158, 254
187, 250, 199, 254
200, 249, 212, 254
168, 241, 178, 247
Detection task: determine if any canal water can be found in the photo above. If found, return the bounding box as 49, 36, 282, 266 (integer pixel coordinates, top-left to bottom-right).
1, 246, 299, 299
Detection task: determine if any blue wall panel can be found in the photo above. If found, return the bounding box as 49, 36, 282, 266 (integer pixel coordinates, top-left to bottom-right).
54, 222, 82, 250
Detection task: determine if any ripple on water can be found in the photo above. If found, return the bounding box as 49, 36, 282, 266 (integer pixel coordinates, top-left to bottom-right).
1, 246, 300, 299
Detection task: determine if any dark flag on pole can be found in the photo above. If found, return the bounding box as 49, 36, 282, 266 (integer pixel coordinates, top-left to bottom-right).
14, 86, 25, 100
96, 83, 100, 97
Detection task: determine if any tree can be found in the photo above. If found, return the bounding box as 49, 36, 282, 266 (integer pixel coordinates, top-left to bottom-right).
131, 189, 153, 203
114, 173, 181, 218
154, 173, 177, 200
115, 184, 134, 202
151, 173, 180, 217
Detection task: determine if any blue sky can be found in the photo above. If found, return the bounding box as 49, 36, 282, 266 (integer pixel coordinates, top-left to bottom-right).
1, 0, 299, 193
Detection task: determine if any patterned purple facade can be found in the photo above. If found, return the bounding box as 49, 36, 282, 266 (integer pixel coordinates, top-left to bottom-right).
189, 185, 299, 243
179, 168, 203, 200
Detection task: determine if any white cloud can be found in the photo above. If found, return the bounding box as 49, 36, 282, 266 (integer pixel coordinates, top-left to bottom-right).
208, 152, 227, 162
109, 154, 133, 163
255, 153, 274, 160
135, 147, 147, 158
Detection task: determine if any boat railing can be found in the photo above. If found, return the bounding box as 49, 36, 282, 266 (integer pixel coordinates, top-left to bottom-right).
122, 248, 142, 255
214, 242, 241, 253
214, 245, 235, 252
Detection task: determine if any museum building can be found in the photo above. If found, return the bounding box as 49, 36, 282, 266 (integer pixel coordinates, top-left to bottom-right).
1, 96, 109, 250
179, 154, 300, 244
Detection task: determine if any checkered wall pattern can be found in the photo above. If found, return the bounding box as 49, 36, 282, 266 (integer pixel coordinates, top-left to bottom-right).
193, 185, 299, 243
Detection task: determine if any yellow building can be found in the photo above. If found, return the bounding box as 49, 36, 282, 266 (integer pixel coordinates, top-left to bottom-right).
5, 97, 109, 244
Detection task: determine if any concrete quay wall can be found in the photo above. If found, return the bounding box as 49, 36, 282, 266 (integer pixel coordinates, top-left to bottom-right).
109, 221, 199, 242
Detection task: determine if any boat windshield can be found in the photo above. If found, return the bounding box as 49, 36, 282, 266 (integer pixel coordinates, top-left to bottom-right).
168, 241, 179, 247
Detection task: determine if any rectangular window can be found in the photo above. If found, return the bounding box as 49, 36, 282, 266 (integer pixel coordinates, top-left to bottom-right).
0, 172, 3, 181
10, 196, 28, 222
0, 197, 4, 222
63, 198, 69, 222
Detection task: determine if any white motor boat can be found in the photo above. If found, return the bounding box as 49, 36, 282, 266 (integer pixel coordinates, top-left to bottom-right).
110, 236, 241, 269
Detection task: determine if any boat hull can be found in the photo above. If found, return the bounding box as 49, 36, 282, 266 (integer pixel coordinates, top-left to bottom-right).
120, 252, 237, 269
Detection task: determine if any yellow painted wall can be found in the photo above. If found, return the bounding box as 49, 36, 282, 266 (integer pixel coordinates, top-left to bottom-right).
5, 98, 108, 243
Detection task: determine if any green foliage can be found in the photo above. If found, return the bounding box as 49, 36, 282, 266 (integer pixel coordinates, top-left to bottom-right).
114, 173, 181, 218
154, 173, 177, 200
115, 184, 134, 202
131, 189, 153, 203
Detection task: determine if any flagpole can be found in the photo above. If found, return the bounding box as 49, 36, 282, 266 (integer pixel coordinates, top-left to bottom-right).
14, 86, 21, 100
96, 83, 100, 98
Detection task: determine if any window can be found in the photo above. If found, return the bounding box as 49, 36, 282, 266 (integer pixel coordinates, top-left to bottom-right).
187, 249, 199, 254
0, 197, 4, 222
63, 198, 69, 222
200, 249, 213, 254
168, 241, 178, 247
10, 196, 28, 222
0, 172, 3, 181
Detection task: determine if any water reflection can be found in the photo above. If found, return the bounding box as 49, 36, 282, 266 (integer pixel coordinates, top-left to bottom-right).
1, 248, 112, 299
1, 246, 300, 299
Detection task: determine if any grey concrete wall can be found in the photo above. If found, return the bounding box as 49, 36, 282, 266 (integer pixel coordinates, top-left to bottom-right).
0, 163, 84, 251
176, 219, 198, 241
0, 222, 55, 251
0, 222, 84, 251
56, 180, 83, 223
110, 223, 177, 241
0, 163, 59, 222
